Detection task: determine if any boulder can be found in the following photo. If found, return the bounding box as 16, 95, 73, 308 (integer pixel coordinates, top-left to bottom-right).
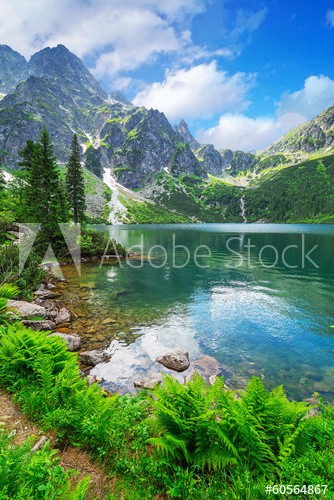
54, 307, 71, 324
7, 300, 46, 318
23, 320, 56, 331
80, 350, 111, 366
49, 332, 81, 351
193, 355, 225, 380
156, 348, 190, 372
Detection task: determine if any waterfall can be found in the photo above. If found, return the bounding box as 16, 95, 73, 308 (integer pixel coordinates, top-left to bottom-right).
240, 196, 247, 223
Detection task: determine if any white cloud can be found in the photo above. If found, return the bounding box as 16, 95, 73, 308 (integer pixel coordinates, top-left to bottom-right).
133, 61, 255, 121
231, 8, 268, 39
278, 75, 334, 119
197, 114, 282, 151
0, 0, 206, 69
326, 9, 334, 27
196, 74, 334, 151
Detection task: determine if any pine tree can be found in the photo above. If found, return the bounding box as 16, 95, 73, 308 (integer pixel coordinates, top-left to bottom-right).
66, 134, 86, 223
21, 127, 69, 251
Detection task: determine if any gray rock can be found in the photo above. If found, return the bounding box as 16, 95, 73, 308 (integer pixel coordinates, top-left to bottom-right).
23, 320, 56, 331
156, 348, 190, 372
49, 332, 81, 351
193, 355, 225, 380
184, 369, 197, 384
80, 350, 111, 366
7, 300, 46, 318
32, 436, 48, 452
134, 373, 162, 390
86, 374, 103, 386
34, 289, 59, 299
54, 307, 71, 324
46, 283, 56, 289
304, 407, 320, 419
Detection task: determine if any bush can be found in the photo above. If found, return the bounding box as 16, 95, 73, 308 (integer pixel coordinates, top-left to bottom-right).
0, 243, 45, 298
149, 375, 308, 476
0, 322, 333, 499
0, 431, 91, 499
80, 228, 127, 257
0, 325, 148, 465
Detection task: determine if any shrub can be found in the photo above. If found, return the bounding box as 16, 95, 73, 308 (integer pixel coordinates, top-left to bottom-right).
0, 243, 45, 298
80, 228, 127, 257
0, 431, 91, 499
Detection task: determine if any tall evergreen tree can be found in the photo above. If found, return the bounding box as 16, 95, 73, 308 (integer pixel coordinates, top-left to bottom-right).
21, 127, 69, 250
66, 134, 86, 223
18, 140, 35, 179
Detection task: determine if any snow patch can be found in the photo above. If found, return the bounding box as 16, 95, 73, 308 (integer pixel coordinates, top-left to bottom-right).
3, 171, 13, 183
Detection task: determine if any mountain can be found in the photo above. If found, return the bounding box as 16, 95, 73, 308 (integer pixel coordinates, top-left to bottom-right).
0, 44, 205, 191
29, 44, 107, 100
175, 119, 256, 176
265, 106, 334, 158
1, 42, 334, 224
0, 45, 28, 94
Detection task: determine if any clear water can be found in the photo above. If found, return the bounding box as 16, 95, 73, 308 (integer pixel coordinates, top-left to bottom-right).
58, 224, 334, 400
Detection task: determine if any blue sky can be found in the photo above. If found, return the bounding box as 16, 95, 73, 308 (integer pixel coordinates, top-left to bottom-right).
1, 0, 334, 150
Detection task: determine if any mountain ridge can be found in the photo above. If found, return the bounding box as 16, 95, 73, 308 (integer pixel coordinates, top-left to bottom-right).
0, 43, 334, 224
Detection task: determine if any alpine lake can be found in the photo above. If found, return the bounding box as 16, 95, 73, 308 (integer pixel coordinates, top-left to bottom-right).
54, 224, 334, 401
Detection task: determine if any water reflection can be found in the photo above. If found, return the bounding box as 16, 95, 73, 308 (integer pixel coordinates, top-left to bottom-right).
54, 224, 334, 400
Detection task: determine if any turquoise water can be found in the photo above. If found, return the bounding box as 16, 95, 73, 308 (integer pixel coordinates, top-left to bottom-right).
69, 224, 334, 399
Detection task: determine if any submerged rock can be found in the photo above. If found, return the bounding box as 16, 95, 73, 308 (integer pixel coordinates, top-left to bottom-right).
156, 348, 190, 372
34, 289, 59, 299
23, 320, 56, 331
134, 373, 163, 390
193, 355, 225, 380
86, 374, 103, 386
54, 307, 71, 324
49, 332, 81, 351
7, 300, 46, 318
80, 350, 111, 366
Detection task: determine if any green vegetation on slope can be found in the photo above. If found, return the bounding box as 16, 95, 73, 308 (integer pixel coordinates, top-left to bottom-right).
146, 154, 334, 224
0, 431, 91, 500
244, 154, 334, 222
121, 196, 193, 223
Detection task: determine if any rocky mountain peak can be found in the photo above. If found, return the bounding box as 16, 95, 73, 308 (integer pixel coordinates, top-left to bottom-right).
176, 119, 200, 151
0, 45, 29, 93
109, 90, 133, 106
29, 44, 107, 99
265, 104, 334, 156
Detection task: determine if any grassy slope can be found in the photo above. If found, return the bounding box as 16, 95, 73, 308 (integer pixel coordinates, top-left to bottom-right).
143, 154, 334, 224
5, 152, 334, 224
244, 154, 334, 222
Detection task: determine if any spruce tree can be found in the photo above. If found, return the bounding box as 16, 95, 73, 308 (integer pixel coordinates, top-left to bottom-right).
66, 134, 86, 223
21, 127, 69, 251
